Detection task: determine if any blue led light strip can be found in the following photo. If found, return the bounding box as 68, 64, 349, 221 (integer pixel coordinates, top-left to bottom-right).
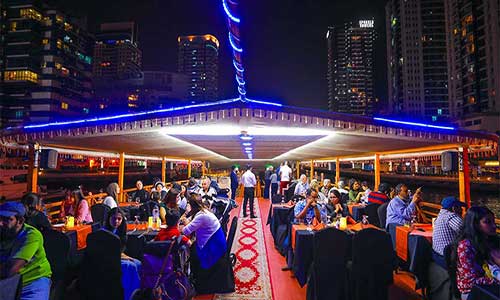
222, 0, 247, 100
23, 98, 241, 129
373, 117, 455, 130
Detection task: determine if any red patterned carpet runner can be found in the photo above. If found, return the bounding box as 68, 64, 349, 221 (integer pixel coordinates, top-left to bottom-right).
215, 198, 273, 300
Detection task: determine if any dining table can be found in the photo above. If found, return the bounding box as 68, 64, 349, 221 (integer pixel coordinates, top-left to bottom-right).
290, 222, 379, 286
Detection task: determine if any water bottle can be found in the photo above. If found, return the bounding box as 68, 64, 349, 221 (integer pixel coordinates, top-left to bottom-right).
362, 215, 369, 225
490, 263, 500, 281
152, 205, 159, 229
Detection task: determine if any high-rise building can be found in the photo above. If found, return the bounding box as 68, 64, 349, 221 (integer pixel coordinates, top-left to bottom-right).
327, 21, 376, 115
178, 35, 219, 102
92, 22, 142, 81
444, 0, 500, 132
386, 0, 450, 122
0, 1, 94, 127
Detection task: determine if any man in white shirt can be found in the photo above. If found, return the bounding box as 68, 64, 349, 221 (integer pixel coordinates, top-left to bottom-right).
279, 161, 292, 195
241, 165, 257, 218
294, 174, 309, 197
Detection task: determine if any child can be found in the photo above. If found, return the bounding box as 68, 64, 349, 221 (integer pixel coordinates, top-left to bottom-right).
155, 208, 191, 247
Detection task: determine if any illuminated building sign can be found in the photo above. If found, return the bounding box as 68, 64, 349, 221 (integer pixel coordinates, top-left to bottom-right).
359, 20, 374, 28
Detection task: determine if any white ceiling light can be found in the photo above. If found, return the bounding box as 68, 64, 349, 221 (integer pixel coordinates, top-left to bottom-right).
160, 125, 335, 136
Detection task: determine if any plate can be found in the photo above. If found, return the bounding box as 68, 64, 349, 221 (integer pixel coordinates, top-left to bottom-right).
52, 223, 65, 228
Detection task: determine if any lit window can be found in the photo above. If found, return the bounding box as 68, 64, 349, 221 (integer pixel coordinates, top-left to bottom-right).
61, 102, 68, 110
4, 70, 38, 83
10, 21, 17, 31
15, 111, 23, 118
56, 15, 64, 23
431, 116, 437, 121
56, 39, 62, 49
20, 8, 42, 21
83, 108, 89, 114
42, 38, 49, 45
437, 108, 442, 115
64, 22, 73, 31
128, 94, 139, 101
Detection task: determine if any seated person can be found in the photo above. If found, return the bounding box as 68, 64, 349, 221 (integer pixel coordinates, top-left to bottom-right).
177, 185, 188, 211
348, 180, 361, 204
155, 208, 191, 247
199, 177, 217, 207
104, 182, 119, 209
21, 193, 51, 231
325, 189, 347, 218
73, 190, 93, 224
385, 184, 422, 228
60, 190, 76, 218
103, 207, 141, 300
0, 201, 52, 299
294, 174, 309, 197
332, 180, 349, 196
359, 181, 371, 204
320, 179, 332, 196
453, 206, 500, 299
129, 180, 149, 203
432, 197, 465, 264
159, 188, 180, 224
294, 188, 326, 224
187, 177, 200, 194
182, 193, 227, 270
367, 183, 391, 205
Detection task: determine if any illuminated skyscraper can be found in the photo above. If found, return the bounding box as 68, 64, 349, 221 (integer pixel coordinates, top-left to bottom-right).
386, 0, 449, 122
327, 20, 376, 115
0, 1, 93, 127
444, 0, 500, 132
178, 35, 219, 102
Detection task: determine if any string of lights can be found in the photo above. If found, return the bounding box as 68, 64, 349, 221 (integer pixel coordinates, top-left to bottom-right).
222, 0, 247, 100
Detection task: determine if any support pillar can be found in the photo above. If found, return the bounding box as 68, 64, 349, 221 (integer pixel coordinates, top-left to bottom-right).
118, 152, 125, 202
187, 159, 192, 178
27, 143, 39, 193
458, 146, 471, 207
335, 158, 340, 184
310, 160, 314, 181
296, 161, 300, 179
161, 157, 166, 183
202, 161, 206, 176
374, 154, 380, 191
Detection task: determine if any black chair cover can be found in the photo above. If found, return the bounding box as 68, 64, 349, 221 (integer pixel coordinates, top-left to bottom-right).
377, 202, 389, 230
364, 203, 381, 228
285, 182, 297, 201
90, 203, 110, 225
351, 228, 394, 300
306, 227, 350, 300
272, 194, 285, 204
43, 229, 70, 300
143, 240, 177, 257
275, 207, 295, 255
427, 261, 455, 300
444, 244, 462, 299
226, 217, 238, 255
125, 234, 146, 260
80, 230, 123, 300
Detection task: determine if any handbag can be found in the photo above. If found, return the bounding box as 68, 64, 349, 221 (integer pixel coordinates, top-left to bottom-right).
137, 236, 195, 300
0, 274, 22, 300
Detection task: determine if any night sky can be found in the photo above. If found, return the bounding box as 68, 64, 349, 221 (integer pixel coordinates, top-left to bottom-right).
58, 0, 388, 110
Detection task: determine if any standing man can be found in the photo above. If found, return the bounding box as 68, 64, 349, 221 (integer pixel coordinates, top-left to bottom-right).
230, 166, 239, 201
0, 201, 52, 299
241, 165, 257, 218
264, 166, 273, 199
279, 161, 292, 195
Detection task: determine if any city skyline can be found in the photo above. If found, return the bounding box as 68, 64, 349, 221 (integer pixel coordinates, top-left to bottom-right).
54, 0, 389, 110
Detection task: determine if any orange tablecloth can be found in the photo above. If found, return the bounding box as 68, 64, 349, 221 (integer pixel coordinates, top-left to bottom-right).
54, 225, 92, 250
291, 222, 379, 249
347, 204, 364, 216
395, 224, 433, 261
119, 202, 140, 207
126, 223, 149, 231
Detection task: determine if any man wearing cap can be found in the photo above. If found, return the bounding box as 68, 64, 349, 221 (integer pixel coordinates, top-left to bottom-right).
432, 196, 465, 266
0, 201, 52, 299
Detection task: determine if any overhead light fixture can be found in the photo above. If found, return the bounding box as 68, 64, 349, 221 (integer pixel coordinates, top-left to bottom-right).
242, 142, 252, 146
244, 147, 253, 151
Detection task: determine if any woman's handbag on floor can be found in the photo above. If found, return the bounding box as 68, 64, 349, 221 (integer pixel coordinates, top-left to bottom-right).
132, 236, 195, 300
0, 274, 22, 300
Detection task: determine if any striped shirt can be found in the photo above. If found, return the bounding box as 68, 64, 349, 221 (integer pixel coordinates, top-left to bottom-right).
432, 209, 463, 256
367, 191, 390, 205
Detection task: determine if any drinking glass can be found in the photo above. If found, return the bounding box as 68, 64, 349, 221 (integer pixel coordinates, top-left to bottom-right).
135, 197, 140, 205
362, 215, 369, 225
134, 215, 140, 230
305, 215, 313, 229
